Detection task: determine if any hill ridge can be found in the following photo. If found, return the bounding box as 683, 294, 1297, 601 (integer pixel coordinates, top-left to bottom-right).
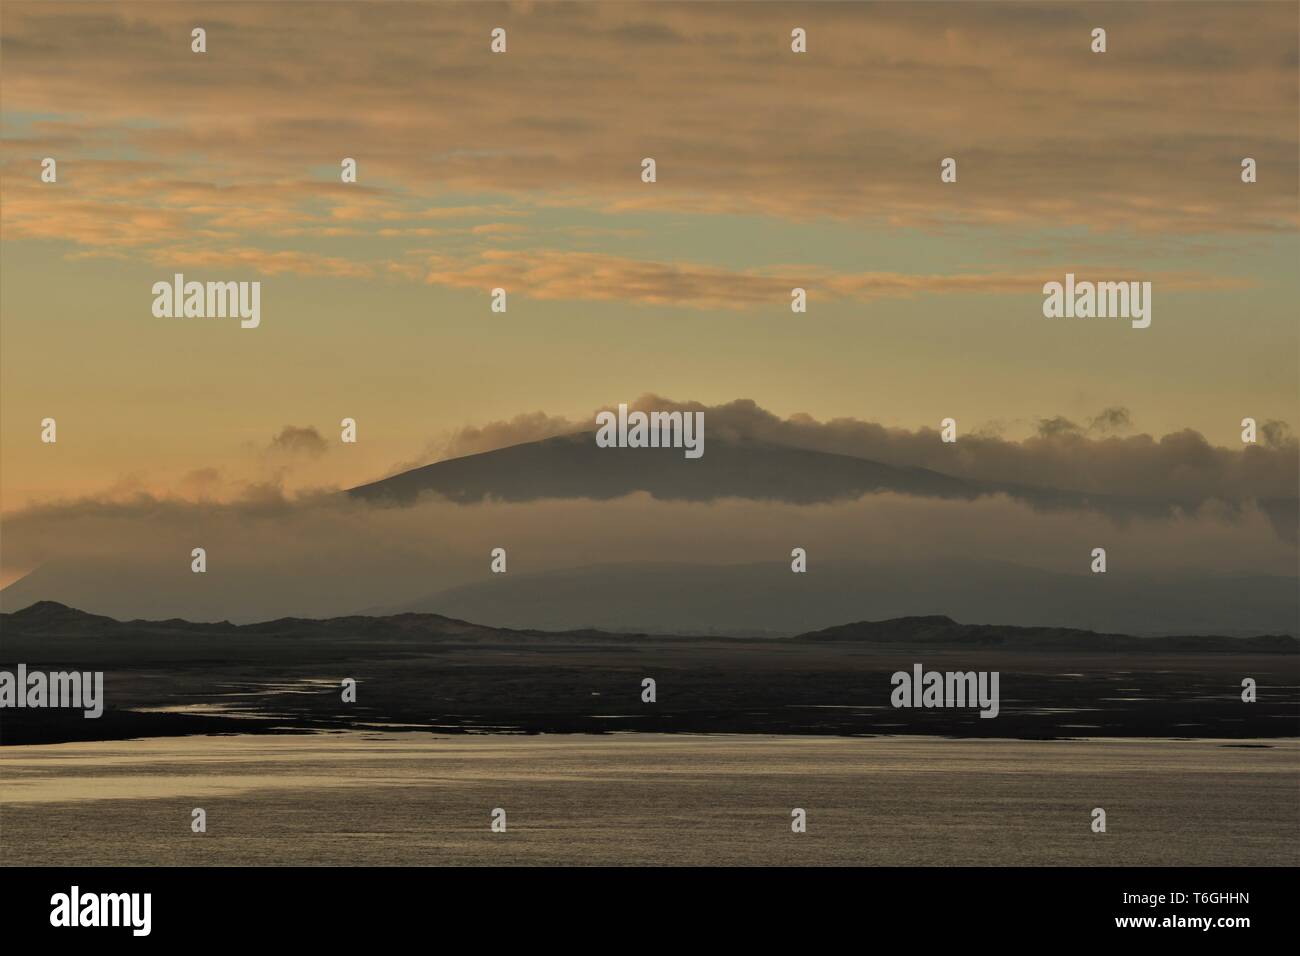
2, 601, 1294, 652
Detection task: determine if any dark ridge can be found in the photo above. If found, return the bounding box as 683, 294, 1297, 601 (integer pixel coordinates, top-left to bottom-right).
793, 617, 1299, 653
10, 600, 92, 618
2, 602, 1294, 652
4, 600, 120, 629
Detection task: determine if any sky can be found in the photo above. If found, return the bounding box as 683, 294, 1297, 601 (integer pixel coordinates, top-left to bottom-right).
1, 2, 1296, 616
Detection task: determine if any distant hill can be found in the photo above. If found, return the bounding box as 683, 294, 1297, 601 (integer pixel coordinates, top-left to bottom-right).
0, 600, 488, 642
2, 600, 1294, 653
794, 614, 1299, 653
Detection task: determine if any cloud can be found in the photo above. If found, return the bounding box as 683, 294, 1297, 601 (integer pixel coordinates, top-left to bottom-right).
418, 249, 1252, 308
609, 396, 1298, 510
1, 483, 1293, 626
177, 467, 224, 499
266, 425, 329, 459
0, 0, 1294, 280
1036, 416, 1081, 438
366, 396, 1298, 541
1259, 420, 1294, 447
387, 411, 584, 474
1088, 407, 1132, 434
150, 246, 375, 279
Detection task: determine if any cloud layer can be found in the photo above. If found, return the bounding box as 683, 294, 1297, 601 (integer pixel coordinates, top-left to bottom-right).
391, 395, 1298, 511
3, 1, 1295, 285
2, 484, 1293, 627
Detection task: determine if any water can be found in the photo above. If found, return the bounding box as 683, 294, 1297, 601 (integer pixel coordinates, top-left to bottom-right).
2, 733, 1296, 866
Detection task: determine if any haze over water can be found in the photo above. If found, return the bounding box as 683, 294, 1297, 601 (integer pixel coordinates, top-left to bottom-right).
2, 733, 1295, 866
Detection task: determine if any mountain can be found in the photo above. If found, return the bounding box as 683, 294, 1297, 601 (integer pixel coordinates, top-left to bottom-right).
347, 431, 984, 505
346, 430, 1167, 517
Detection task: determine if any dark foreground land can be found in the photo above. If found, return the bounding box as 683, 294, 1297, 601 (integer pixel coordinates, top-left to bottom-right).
1, 601, 1296, 744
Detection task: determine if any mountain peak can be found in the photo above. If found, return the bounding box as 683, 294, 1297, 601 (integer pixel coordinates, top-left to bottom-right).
11, 599, 79, 616
4, 600, 116, 627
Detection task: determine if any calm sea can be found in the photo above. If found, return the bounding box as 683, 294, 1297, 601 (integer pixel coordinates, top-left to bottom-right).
2, 733, 1295, 865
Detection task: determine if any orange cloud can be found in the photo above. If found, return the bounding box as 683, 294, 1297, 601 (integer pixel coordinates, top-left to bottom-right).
419, 249, 1253, 307
0, 0, 1293, 256
147, 246, 375, 278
